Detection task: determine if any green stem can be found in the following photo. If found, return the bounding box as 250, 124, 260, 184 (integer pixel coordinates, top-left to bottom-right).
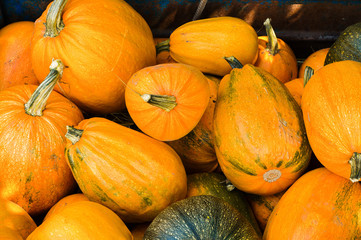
224, 56, 244, 69
44, 0, 68, 37
155, 39, 170, 55
264, 18, 279, 55
141, 94, 177, 112
24, 59, 64, 116
349, 152, 361, 182
65, 126, 84, 145
303, 66, 314, 87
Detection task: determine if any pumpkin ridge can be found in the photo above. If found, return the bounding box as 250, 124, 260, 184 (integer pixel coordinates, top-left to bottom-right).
172, 203, 201, 239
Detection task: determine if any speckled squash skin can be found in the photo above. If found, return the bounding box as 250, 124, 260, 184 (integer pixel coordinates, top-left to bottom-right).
213, 63, 312, 195
143, 195, 261, 240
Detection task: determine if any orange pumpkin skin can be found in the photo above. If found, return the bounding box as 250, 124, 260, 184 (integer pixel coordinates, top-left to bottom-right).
302, 60, 361, 181
131, 223, 149, 240
214, 64, 311, 195
65, 117, 187, 223
0, 198, 37, 239
31, 0, 156, 114
299, 48, 329, 78
125, 63, 210, 141
27, 201, 133, 240
264, 168, 361, 239
0, 85, 84, 215
284, 77, 304, 106
167, 75, 220, 173
0, 21, 38, 91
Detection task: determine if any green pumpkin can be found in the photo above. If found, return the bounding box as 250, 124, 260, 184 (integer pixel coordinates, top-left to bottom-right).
143, 195, 261, 240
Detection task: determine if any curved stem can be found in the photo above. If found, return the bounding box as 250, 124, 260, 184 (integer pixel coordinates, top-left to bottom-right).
303, 66, 314, 87
44, 0, 68, 37
155, 39, 170, 55
349, 152, 361, 182
224, 56, 244, 69
141, 94, 177, 112
264, 18, 279, 55
24, 59, 64, 116
65, 126, 84, 145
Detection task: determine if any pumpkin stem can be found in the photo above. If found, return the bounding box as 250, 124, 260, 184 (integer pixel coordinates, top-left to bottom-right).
65, 126, 83, 145
141, 94, 177, 112
155, 39, 170, 55
224, 56, 244, 69
24, 59, 64, 116
44, 0, 68, 37
264, 18, 279, 55
349, 152, 361, 182
303, 66, 314, 87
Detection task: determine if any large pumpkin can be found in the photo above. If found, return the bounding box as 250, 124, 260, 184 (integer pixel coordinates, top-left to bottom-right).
0, 59, 84, 215
299, 48, 329, 78
65, 117, 187, 223
31, 0, 156, 114
213, 57, 312, 195
302, 60, 361, 182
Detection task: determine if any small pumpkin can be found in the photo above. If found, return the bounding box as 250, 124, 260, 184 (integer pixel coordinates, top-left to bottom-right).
143, 195, 261, 240
0, 21, 38, 91
254, 18, 298, 83
27, 201, 133, 240
264, 168, 361, 239
154, 37, 177, 64
299, 48, 329, 78
125, 63, 210, 141
285, 66, 314, 106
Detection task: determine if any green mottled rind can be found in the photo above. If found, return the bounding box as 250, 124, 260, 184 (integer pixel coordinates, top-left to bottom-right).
325, 22, 361, 65
143, 195, 261, 240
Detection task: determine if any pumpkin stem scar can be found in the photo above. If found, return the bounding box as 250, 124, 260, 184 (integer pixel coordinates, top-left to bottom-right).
44, 0, 68, 37
141, 94, 177, 112
264, 18, 279, 55
263, 169, 282, 183
224, 56, 244, 69
349, 152, 361, 183
65, 126, 84, 145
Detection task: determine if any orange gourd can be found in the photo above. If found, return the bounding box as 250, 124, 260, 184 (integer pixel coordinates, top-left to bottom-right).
284, 66, 314, 106
125, 63, 210, 141
154, 38, 177, 64
264, 168, 361, 239
31, 0, 156, 114
299, 48, 329, 78
255, 18, 298, 83
302, 60, 361, 182
27, 201, 133, 239
64, 117, 187, 223
0, 21, 38, 91
0, 59, 84, 215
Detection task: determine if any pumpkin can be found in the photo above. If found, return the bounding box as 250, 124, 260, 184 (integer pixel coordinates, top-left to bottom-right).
31, 0, 156, 114
302, 60, 361, 182
254, 18, 298, 83
324, 22, 361, 65
264, 167, 361, 239
27, 201, 133, 240
0, 21, 38, 91
285, 66, 314, 106
64, 117, 187, 223
0, 59, 84, 215
125, 63, 210, 141
186, 172, 262, 236
213, 57, 312, 195
167, 74, 220, 173
0, 198, 37, 239
154, 38, 176, 64
130, 223, 149, 240
43, 193, 89, 221
299, 48, 329, 78
144, 195, 261, 239
156, 16, 258, 76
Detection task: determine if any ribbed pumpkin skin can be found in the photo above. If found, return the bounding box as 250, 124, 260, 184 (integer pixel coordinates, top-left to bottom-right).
302, 60, 361, 180
0, 21, 38, 91
27, 201, 133, 240
65, 117, 187, 223
214, 64, 311, 195
31, 0, 156, 114
0, 85, 83, 215
299, 48, 329, 78
144, 195, 261, 240
264, 168, 361, 239
169, 16, 258, 76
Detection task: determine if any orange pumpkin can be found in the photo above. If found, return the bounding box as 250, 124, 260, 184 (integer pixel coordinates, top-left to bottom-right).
154, 38, 177, 64
302, 60, 361, 182
125, 63, 210, 141
285, 66, 314, 106
255, 18, 298, 83
131, 223, 150, 240
31, 0, 156, 114
0, 59, 84, 215
264, 168, 361, 239
27, 201, 133, 239
0, 21, 38, 91
299, 48, 329, 78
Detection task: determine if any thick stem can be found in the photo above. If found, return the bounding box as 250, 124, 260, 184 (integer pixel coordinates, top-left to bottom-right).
44, 0, 68, 37
24, 59, 64, 116
65, 126, 84, 145
155, 39, 170, 55
303, 66, 314, 87
349, 152, 361, 183
264, 18, 279, 55
141, 94, 177, 112
224, 56, 244, 69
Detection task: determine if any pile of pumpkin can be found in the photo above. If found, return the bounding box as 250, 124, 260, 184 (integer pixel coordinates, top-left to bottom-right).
1, 0, 361, 239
